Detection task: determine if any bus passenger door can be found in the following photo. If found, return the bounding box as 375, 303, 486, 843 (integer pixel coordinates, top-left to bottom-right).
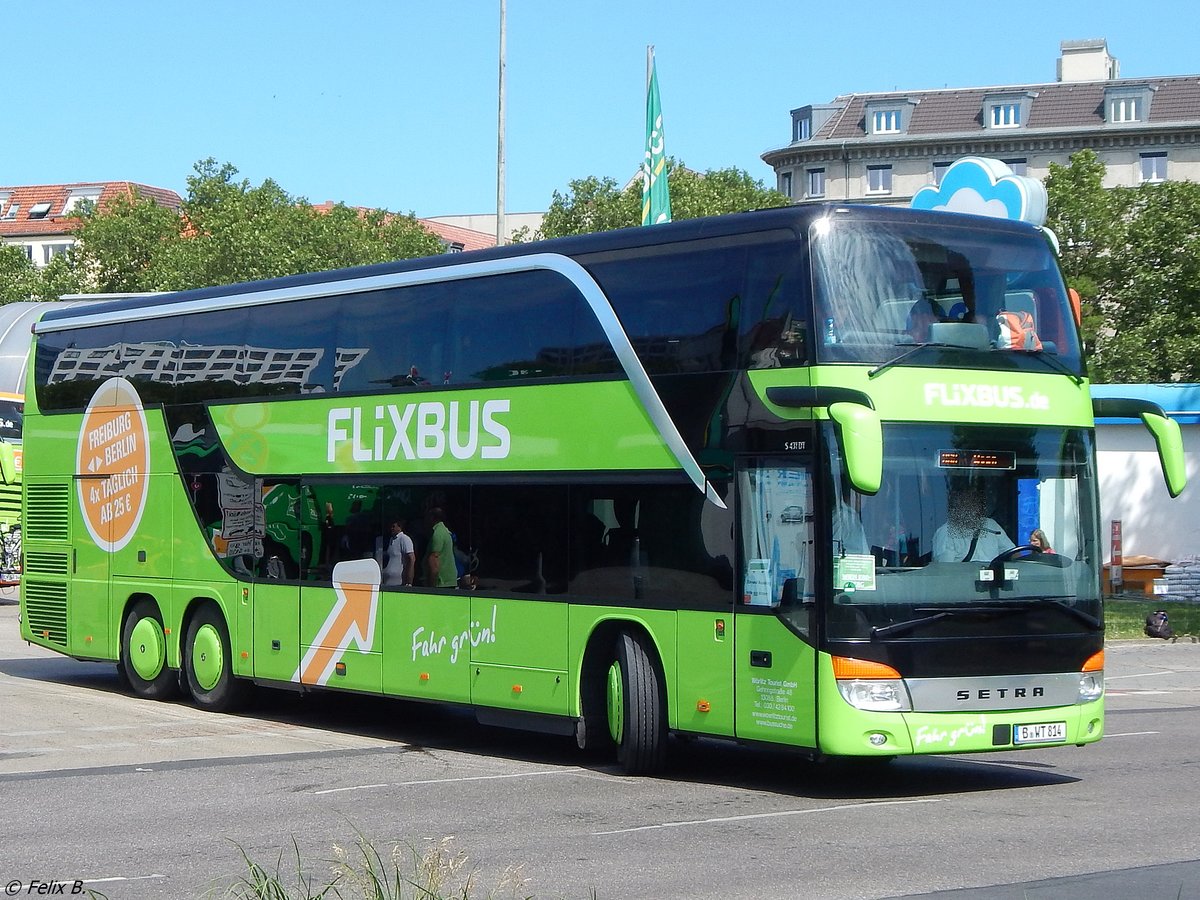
733, 461, 819, 749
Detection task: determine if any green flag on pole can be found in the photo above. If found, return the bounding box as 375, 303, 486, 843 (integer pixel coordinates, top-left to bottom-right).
641, 49, 671, 226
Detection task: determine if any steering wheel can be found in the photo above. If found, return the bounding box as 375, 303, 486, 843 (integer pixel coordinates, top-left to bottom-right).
987, 544, 1070, 571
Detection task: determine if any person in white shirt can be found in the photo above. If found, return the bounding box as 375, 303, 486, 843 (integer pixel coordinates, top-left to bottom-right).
382, 519, 415, 586
932, 484, 1014, 563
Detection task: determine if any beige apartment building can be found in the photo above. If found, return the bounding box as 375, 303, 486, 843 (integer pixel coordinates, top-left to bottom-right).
762, 39, 1200, 205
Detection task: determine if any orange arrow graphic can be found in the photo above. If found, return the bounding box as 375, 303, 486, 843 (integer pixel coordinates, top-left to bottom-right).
294, 559, 381, 686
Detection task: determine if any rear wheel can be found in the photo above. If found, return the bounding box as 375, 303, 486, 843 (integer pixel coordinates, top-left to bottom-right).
607, 630, 667, 775
183, 603, 250, 712
120, 599, 178, 700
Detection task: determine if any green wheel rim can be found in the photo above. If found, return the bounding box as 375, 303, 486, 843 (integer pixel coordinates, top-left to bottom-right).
605, 661, 624, 745
129, 616, 166, 681
191, 623, 224, 692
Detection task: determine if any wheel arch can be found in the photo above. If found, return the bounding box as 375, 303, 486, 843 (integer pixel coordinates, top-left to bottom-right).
575, 614, 672, 726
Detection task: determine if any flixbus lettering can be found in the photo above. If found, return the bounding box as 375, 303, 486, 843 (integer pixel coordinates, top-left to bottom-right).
924, 383, 1033, 409
327, 399, 511, 463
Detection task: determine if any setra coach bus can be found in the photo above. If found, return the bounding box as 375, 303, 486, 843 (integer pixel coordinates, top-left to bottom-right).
19, 204, 1185, 773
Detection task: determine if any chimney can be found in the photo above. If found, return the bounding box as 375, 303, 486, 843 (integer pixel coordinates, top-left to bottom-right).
1057, 39, 1119, 82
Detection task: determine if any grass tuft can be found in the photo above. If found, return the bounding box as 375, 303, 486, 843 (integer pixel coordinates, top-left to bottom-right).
224, 833, 534, 900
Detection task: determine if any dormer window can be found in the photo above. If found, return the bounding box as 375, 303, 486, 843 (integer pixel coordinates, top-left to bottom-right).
991, 103, 1020, 127
864, 98, 916, 135
864, 99, 917, 136
794, 116, 811, 142
28, 202, 52, 220
983, 92, 1035, 130
62, 189, 103, 216
872, 109, 901, 134
1105, 85, 1154, 124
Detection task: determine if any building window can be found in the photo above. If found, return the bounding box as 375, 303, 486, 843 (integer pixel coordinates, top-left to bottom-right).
794, 117, 811, 142
780, 171, 793, 198
2, 204, 19, 220
62, 190, 102, 216
866, 165, 892, 194
1110, 97, 1140, 123
1140, 152, 1167, 183
28, 202, 52, 220
807, 168, 825, 198
872, 109, 901, 134
1002, 158, 1028, 176
990, 103, 1020, 127
933, 162, 951, 185
1105, 86, 1153, 124
43, 243, 72, 265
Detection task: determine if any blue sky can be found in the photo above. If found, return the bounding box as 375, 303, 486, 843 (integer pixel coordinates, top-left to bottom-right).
5, 0, 1198, 220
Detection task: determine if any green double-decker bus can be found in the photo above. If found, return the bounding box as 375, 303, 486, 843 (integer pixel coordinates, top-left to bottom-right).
19, 205, 1185, 773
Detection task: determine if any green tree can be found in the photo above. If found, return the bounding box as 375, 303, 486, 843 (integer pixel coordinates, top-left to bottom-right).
1045, 150, 1200, 382
0, 246, 42, 304
55, 158, 446, 296
1044, 149, 1122, 358
1093, 180, 1200, 382
537, 160, 787, 239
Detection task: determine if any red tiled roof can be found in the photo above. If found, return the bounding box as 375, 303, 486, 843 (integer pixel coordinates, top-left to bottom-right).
312, 201, 496, 251
417, 219, 496, 251
0, 182, 182, 238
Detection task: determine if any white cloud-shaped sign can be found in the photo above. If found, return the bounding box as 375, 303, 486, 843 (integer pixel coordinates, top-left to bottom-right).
911, 157, 1047, 227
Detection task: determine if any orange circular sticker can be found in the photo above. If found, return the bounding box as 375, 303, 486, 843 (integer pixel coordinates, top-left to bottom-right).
76, 377, 151, 552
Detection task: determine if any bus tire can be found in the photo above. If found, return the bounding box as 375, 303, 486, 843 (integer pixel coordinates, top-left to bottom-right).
119, 598, 178, 701
608, 630, 667, 775
183, 603, 250, 712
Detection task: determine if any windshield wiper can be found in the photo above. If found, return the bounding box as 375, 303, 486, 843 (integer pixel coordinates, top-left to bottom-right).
869, 605, 1017, 639
871, 597, 1100, 639
868, 343, 953, 379
1000, 348, 1085, 384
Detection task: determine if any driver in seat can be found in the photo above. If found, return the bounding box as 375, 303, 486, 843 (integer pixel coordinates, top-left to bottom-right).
932, 484, 1015, 562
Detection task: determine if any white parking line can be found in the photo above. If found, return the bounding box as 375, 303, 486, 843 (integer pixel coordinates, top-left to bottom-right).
1104, 731, 1160, 737
592, 798, 944, 836
313, 768, 583, 795
1106, 670, 1176, 681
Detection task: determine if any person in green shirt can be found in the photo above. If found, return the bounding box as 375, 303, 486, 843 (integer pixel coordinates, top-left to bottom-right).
423, 507, 459, 588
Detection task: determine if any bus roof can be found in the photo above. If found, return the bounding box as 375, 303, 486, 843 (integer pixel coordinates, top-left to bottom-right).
33, 205, 1044, 332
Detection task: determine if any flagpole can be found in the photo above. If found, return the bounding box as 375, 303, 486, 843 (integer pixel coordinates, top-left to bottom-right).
496, 0, 507, 246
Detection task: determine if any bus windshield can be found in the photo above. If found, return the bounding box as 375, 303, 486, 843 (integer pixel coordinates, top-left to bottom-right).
823, 422, 1101, 640
811, 214, 1083, 373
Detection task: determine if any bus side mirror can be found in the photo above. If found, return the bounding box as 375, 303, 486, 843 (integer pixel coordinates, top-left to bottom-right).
1093, 398, 1187, 499
1142, 411, 1186, 498
0, 444, 15, 486
829, 402, 882, 495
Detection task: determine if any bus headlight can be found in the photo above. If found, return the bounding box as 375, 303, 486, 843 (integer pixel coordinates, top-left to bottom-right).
1079, 650, 1104, 702
1078, 673, 1103, 702
832, 656, 912, 712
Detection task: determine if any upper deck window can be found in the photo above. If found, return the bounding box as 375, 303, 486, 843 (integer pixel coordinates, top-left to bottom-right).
809, 213, 1083, 375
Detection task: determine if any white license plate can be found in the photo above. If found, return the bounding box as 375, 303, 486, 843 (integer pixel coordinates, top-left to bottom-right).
1013, 721, 1067, 745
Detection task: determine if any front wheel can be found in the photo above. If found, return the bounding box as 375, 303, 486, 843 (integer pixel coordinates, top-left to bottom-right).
607, 631, 667, 775
120, 599, 178, 701
183, 604, 250, 712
